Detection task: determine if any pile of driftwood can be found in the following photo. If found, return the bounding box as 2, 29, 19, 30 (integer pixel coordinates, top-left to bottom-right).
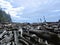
0, 22, 60, 45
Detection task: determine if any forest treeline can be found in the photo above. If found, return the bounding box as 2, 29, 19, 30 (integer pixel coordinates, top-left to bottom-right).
0, 8, 12, 23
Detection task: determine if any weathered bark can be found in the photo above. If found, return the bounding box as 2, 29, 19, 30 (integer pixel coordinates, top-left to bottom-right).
29, 30, 60, 45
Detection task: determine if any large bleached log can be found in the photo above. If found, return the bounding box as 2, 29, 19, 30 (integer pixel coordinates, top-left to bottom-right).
29, 29, 60, 45
13, 30, 19, 45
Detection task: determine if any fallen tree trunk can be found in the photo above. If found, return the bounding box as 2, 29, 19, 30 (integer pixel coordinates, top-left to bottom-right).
29, 30, 60, 45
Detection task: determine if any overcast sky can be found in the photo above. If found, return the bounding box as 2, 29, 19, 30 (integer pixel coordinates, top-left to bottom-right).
0, 0, 60, 23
